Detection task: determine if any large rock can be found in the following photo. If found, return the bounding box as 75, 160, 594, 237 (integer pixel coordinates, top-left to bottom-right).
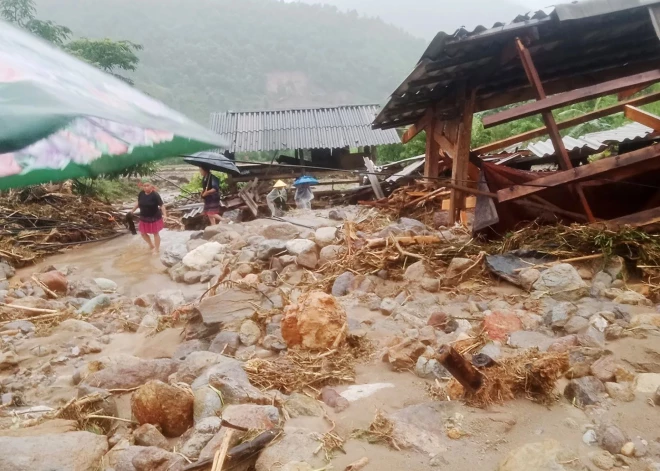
83, 358, 179, 390
0, 431, 108, 471
262, 222, 301, 240
482, 310, 523, 342
221, 404, 279, 429
182, 242, 225, 271
132, 380, 194, 437
331, 271, 355, 297
133, 423, 170, 450
36, 271, 68, 294
209, 372, 268, 405
613, 290, 652, 306
498, 439, 576, 471
54, 319, 102, 336
284, 393, 325, 418
197, 287, 265, 327
94, 277, 118, 292
598, 423, 628, 455
78, 294, 111, 315
564, 376, 605, 407
286, 239, 318, 269
319, 244, 345, 265
532, 264, 588, 301
508, 331, 555, 352
193, 386, 223, 422
255, 428, 324, 471
389, 402, 454, 454
545, 302, 576, 330
160, 243, 188, 268
635, 373, 660, 393
172, 339, 209, 361
208, 331, 240, 355
315, 227, 338, 247
590, 355, 618, 382
590, 271, 613, 297
239, 319, 262, 346
281, 291, 347, 349
131, 447, 175, 471
67, 279, 102, 299
403, 261, 429, 281
385, 338, 427, 371
519, 268, 541, 291
631, 313, 660, 328
256, 239, 288, 260
178, 417, 222, 461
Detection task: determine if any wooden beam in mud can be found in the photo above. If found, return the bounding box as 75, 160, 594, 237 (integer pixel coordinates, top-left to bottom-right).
472, 90, 660, 155
497, 143, 660, 203
482, 69, 660, 128
624, 105, 660, 131
514, 37, 594, 222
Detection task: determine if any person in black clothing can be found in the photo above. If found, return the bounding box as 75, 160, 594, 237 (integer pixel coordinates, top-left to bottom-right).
199, 166, 222, 225
130, 179, 167, 253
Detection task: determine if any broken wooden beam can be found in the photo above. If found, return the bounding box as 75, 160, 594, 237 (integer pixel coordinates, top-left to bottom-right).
472, 90, 660, 155
498, 142, 660, 203
402, 109, 433, 144
436, 345, 483, 393
624, 105, 660, 131
601, 206, 660, 229
482, 69, 660, 128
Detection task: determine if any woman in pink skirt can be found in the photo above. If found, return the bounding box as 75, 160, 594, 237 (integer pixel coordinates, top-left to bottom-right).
130, 179, 167, 253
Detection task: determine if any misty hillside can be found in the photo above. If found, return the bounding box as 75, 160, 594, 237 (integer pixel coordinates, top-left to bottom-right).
35, 0, 427, 124
296, 0, 531, 39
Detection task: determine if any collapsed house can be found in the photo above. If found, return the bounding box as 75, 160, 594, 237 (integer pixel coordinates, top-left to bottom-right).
372, 0, 660, 235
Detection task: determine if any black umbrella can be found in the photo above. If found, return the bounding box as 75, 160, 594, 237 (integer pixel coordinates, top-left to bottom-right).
183, 151, 241, 176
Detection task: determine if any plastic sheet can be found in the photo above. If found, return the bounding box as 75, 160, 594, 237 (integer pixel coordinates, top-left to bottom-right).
266, 188, 287, 217
295, 184, 314, 210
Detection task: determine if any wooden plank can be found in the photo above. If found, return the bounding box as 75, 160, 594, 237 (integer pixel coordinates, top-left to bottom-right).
618, 84, 649, 101
449, 87, 476, 224
497, 143, 660, 203
472, 90, 660, 155
402, 109, 433, 144
424, 117, 442, 178
624, 105, 660, 131
482, 69, 660, 128
604, 206, 660, 228
363, 157, 385, 200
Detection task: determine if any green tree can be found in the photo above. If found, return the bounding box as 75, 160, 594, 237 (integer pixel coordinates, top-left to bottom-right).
1, 0, 71, 45
66, 38, 142, 84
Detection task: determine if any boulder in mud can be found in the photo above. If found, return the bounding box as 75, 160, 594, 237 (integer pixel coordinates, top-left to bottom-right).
160, 243, 188, 267
0, 431, 108, 471
532, 264, 588, 301
83, 357, 179, 390
385, 338, 427, 371
331, 271, 355, 297
133, 423, 170, 450
262, 222, 301, 240
208, 331, 240, 355
182, 242, 225, 271
221, 404, 279, 430
315, 227, 338, 247
209, 373, 268, 405
482, 310, 523, 342
286, 239, 318, 269
564, 376, 605, 407
132, 380, 194, 437
255, 428, 324, 471
256, 239, 287, 260
598, 423, 628, 455
281, 291, 347, 350
36, 270, 68, 294
444, 257, 479, 286
498, 439, 576, 471
284, 393, 325, 418
67, 279, 102, 299
178, 417, 222, 461
319, 244, 345, 265
403, 261, 428, 281
54, 319, 102, 336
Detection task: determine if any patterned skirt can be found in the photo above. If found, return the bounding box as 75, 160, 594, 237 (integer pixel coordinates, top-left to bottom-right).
138, 218, 164, 234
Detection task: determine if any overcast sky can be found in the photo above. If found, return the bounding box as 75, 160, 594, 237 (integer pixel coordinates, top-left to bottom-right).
291, 0, 576, 38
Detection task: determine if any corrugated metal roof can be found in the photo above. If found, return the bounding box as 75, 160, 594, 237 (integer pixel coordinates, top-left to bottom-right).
525, 122, 654, 157
373, 0, 660, 129
210, 105, 401, 153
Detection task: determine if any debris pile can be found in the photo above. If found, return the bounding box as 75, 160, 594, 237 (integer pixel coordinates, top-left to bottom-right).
0, 187, 123, 267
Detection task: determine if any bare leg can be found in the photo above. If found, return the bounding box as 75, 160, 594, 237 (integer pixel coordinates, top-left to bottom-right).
153, 233, 161, 253
212, 214, 223, 224
207, 214, 218, 226
140, 233, 154, 249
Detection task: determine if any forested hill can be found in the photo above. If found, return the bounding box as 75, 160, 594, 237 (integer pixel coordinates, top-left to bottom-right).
36, 0, 427, 124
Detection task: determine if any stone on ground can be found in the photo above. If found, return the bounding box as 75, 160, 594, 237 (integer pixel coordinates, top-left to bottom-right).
532, 264, 588, 301
635, 373, 660, 393
386, 338, 427, 371
404, 261, 428, 281
94, 277, 118, 292
331, 271, 355, 297
239, 319, 262, 346
598, 423, 628, 455
154, 290, 185, 315
182, 241, 225, 271
36, 270, 68, 294
178, 417, 222, 461
319, 244, 345, 265
131, 380, 194, 437
564, 376, 605, 407
315, 226, 337, 247
444, 257, 479, 286
255, 428, 325, 471
389, 402, 454, 454
160, 243, 188, 267
519, 268, 541, 291
281, 291, 347, 349
0, 431, 108, 471
83, 358, 179, 390
54, 319, 102, 336
498, 439, 576, 471
208, 331, 240, 355
284, 393, 325, 417
221, 404, 280, 429
482, 311, 523, 342
256, 239, 288, 260
133, 423, 170, 450
197, 288, 264, 327
285, 239, 318, 269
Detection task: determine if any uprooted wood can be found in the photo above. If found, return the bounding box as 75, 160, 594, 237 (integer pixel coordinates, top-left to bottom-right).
446, 349, 570, 407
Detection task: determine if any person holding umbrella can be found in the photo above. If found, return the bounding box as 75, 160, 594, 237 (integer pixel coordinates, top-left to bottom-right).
200, 166, 223, 225
130, 178, 167, 254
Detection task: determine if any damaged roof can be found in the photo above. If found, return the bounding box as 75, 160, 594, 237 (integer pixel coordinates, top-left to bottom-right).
210, 105, 401, 153
373, 0, 660, 130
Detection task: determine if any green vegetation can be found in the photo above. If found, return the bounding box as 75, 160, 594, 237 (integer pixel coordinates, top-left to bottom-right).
35, 0, 426, 124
